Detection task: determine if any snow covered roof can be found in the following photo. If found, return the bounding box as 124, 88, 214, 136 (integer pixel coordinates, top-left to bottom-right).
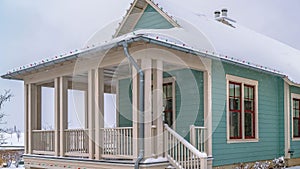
81, 0, 300, 84
2, 0, 300, 85
149, 0, 300, 83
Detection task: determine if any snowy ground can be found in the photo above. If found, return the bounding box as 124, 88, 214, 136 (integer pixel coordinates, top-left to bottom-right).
0, 132, 24, 147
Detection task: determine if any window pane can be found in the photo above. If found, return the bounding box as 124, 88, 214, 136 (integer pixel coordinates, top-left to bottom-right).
163, 85, 167, 99
229, 83, 235, 96
294, 119, 299, 137
167, 85, 172, 98
165, 99, 172, 110
295, 100, 299, 109
235, 84, 240, 97
244, 86, 249, 98
245, 100, 254, 111
295, 109, 300, 118
249, 87, 254, 99
245, 113, 254, 138
230, 112, 241, 138
230, 98, 240, 110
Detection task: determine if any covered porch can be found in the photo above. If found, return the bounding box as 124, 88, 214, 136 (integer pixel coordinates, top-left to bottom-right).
23, 41, 212, 168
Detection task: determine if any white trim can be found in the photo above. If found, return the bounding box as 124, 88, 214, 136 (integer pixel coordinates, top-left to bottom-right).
227, 139, 259, 144
226, 74, 259, 143
291, 93, 300, 141
284, 82, 291, 158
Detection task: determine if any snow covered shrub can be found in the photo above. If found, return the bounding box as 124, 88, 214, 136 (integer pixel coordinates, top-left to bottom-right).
272, 156, 286, 169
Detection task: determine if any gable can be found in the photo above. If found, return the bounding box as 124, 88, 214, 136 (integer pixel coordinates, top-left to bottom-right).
114, 0, 179, 38
134, 5, 174, 30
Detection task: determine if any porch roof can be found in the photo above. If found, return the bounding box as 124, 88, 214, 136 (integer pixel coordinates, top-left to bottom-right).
1, 30, 286, 81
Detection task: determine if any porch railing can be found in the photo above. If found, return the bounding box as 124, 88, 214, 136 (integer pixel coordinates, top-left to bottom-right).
101, 127, 133, 159
190, 125, 207, 152
32, 130, 55, 155
164, 124, 207, 169
65, 129, 89, 157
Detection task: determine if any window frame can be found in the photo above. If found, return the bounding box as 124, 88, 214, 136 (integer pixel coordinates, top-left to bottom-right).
163, 77, 176, 129
226, 75, 259, 143
291, 93, 300, 141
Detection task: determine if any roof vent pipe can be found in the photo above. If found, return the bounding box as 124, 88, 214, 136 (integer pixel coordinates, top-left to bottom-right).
214, 11, 221, 18
221, 8, 228, 17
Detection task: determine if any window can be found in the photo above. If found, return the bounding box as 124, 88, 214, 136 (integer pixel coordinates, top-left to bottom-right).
162, 77, 176, 128
163, 83, 173, 127
226, 75, 258, 142
292, 94, 300, 139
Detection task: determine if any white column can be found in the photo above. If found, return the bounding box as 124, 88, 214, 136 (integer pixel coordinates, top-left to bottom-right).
36, 85, 42, 130
284, 81, 291, 158
54, 78, 60, 156
24, 84, 28, 154
204, 69, 212, 158
153, 60, 163, 156
28, 83, 37, 154
142, 58, 152, 158
116, 80, 119, 127
95, 68, 104, 160
132, 65, 139, 158
85, 90, 88, 129
88, 69, 95, 159
59, 76, 68, 157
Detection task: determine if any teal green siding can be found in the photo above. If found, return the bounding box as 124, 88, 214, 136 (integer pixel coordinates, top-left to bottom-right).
164, 69, 204, 140
212, 60, 285, 166
134, 5, 174, 30
117, 69, 204, 132
118, 79, 132, 127
290, 86, 300, 158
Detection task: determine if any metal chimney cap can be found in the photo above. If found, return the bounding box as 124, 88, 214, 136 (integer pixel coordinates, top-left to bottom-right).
221, 8, 228, 12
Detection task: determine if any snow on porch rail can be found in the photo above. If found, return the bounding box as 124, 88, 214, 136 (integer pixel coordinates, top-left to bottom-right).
164, 124, 207, 169
101, 127, 133, 159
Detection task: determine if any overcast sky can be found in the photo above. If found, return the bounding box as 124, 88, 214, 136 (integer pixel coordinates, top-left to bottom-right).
0, 0, 300, 131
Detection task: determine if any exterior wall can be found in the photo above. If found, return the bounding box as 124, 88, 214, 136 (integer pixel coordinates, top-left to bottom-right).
118, 78, 133, 127
164, 69, 204, 140
290, 86, 300, 158
117, 69, 204, 139
212, 60, 285, 166
134, 5, 174, 30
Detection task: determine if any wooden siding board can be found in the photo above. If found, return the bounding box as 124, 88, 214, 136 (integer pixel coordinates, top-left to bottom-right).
212, 60, 285, 166
134, 5, 174, 30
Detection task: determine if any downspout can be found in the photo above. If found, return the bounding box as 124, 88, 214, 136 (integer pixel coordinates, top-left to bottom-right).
122, 41, 144, 169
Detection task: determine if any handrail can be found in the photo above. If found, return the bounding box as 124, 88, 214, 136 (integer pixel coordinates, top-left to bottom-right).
101, 127, 133, 159
64, 129, 89, 156
32, 130, 55, 154
165, 124, 207, 158
190, 125, 207, 152
164, 124, 207, 169
32, 130, 55, 132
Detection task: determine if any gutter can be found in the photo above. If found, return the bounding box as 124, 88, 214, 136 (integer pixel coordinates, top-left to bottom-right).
122, 41, 144, 169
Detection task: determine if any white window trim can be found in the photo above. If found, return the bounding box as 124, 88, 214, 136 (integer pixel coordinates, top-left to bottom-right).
226, 75, 259, 143
291, 93, 300, 141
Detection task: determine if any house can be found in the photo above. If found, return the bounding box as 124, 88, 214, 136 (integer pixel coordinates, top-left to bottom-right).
2, 0, 300, 168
